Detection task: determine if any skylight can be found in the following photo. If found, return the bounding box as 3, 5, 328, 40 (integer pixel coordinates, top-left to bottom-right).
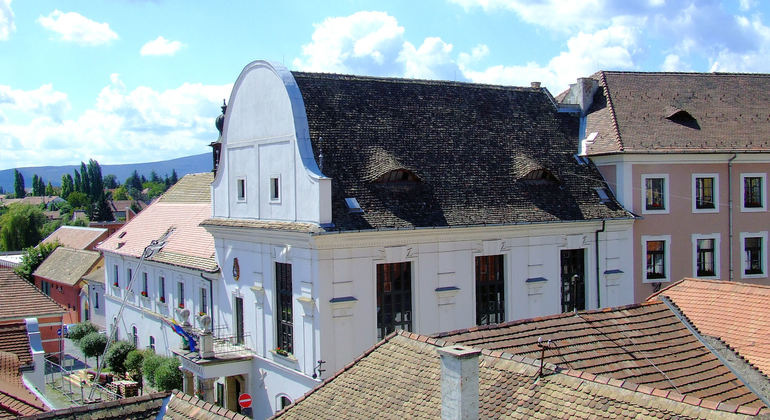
345, 197, 363, 213
594, 187, 611, 203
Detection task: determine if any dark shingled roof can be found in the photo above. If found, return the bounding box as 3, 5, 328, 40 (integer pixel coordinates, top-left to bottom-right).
291, 72, 630, 231
583, 71, 770, 155
433, 302, 764, 408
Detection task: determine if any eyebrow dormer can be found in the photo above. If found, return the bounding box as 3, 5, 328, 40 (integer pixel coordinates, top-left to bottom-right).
375, 169, 421, 183
665, 106, 700, 129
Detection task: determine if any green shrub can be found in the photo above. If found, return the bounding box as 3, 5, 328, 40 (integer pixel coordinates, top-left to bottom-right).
125, 349, 145, 375
105, 341, 135, 376
79, 331, 107, 368
67, 322, 97, 343
142, 352, 163, 387
154, 357, 182, 391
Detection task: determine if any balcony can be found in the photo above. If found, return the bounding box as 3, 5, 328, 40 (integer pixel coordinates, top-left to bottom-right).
172, 324, 253, 380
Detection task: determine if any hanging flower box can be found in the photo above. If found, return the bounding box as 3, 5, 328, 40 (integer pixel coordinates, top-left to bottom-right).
113, 281, 119, 287
159, 296, 166, 303
198, 311, 206, 317
141, 291, 148, 297
178, 302, 185, 309
274, 347, 290, 357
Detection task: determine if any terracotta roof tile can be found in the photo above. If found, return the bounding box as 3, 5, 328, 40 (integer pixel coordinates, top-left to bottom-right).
648, 278, 770, 377
99, 174, 217, 272
0, 323, 32, 367
433, 302, 764, 408
21, 391, 168, 419
0, 267, 65, 321
274, 332, 757, 419
0, 351, 47, 418
33, 247, 100, 286
582, 71, 770, 155
40, 226, 108, 250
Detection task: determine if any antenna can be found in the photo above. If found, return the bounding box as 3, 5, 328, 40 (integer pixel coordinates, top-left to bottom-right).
536, 336, 553, 378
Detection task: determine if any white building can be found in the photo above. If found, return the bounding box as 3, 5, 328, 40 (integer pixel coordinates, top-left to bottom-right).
169, 60, 636, 419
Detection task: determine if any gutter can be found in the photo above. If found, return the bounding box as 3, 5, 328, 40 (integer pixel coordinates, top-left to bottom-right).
595, 220, 606, 308
728, 153, 737, 282
660, 296, 770, 407
200, 271, 218, 327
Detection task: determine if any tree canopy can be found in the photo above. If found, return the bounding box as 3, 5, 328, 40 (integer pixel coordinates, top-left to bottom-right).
0, 204, 46, 251
14, 240, 60, 282
13, 170, 25, 198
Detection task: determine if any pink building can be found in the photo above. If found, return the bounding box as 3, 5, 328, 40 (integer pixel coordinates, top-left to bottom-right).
562, 72, 770, 301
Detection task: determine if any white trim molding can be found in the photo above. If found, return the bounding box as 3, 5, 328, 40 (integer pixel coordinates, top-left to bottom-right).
740, 231, 768, 279
691, 233, 720, 279
740, 173, 767, 212
642, 234, 671, 283
641, 174, 670, 215
691, 173, 719, 214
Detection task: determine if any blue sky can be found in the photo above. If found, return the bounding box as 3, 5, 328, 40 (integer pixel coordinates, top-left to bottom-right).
2, 0, 770, 171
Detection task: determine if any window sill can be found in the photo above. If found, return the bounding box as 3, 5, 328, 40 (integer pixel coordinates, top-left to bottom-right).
741, 206, 767, 213
641, 208, 669, 215
270, 349, 299, 369
643, 277, 670, 284
742, 272, 767, 279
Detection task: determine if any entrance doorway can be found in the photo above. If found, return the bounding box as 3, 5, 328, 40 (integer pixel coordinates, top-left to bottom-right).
560, 249, 585, 313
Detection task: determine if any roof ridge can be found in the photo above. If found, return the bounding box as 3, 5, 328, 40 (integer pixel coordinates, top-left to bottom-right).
291, 71, 542, 92
432, 301, 663, 339
601, 70, 770, 77
598, 71, 625, 152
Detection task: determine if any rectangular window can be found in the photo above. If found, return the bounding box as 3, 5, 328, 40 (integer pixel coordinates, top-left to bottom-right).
696, 238, 716, 277
741, 174, 765, 211
94, 292, 99, 308
200, 287, 208, 315
646, 240, 666, 279
127, 268, 133, 283
177, 282, 184, 308
270, 176, 280, 201
113, 265, 119, 287
642, 174, 669, 214
237, 178, 246, 201
745, 237, 763, 275
41, 281, 50, 296
275, 262, 293, 353
475, 255, 505, 325
149, 336, 155, 352
376, 262, 412, 340
142, 273, 148, 296
235, 296, 244, 345
695, 177, 714, 209
159, 276, 166, 302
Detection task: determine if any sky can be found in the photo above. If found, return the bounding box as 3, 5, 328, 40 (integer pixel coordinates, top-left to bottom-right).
2, 0, 770, 171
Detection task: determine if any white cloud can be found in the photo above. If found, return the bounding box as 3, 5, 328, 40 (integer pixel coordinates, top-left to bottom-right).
661, 54, 692, 72
140, 36, 184, 56
0, 76, 232, 170
399, 37, 458, 80
0, 0, 14, 41
37, 10, 118, 46
0, 84, 70, 122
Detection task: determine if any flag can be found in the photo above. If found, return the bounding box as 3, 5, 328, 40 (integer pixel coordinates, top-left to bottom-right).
165, 319, 197, 353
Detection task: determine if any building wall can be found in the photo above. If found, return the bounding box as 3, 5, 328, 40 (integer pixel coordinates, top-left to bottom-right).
34, 276, 82, 324
87, 281, 106, 329
595, 154, 770, 301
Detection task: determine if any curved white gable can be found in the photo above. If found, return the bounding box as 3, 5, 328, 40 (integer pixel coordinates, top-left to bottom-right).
212, 60, 330, 224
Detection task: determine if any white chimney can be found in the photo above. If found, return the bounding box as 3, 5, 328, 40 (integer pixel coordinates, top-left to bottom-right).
437, 345, 481, 420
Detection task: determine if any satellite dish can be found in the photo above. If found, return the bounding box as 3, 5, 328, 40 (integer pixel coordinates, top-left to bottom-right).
200, 314, 212, 332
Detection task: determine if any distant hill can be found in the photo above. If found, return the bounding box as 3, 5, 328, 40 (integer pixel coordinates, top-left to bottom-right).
0, 153, 212, 193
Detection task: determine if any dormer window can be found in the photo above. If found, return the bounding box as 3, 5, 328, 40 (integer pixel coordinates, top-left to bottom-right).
376, 169, 420, 183
522, 169, 558, 183
665, 107, 699, 129
345, 197, 363, 213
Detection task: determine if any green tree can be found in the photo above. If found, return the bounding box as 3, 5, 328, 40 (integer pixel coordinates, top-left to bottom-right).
79, 331, 107, 368
61, 174, 74, 199
66, 191, 89, 209
90, 193, 114, 222
67, 322, 98, 343
112, 185, 129, 200
14, 240, 60, 282
150, 170, 161, 183
73, 170, 82, 194
45, 182, 54, 196
105, 340, 135, 376
13, 170, 25, 198
40, 219, 63, 239
125, 170, 143, 191
0, 204, 46, 251
80, 162, 90, 196
125, 349, 146, 392
87, 159, 104, 201
141, 352, 163, 388
103, 174, 119, 189
32, 175, 40, 196
154, 357, 182, 391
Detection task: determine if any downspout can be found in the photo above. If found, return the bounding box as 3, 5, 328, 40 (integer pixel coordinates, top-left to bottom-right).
595, 220, 606, 308
728, 153, 737, 282
200, 272, 217, 327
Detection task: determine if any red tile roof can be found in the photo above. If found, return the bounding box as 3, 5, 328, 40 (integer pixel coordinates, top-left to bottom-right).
433, 302, 763, 408
98, 173, 217, 272
0, 267, 65, 321
582, 71, 770, 155
0, 322, 32, 367
274, 331, 764, 419
648, 278, 770, 377
0, 351, 47, 418
41, 226, 108, 250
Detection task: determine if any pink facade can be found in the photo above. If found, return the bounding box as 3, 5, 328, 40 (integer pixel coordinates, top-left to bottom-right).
597, 158, 770, 301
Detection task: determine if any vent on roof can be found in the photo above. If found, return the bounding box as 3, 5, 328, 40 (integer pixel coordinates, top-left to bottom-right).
375, 169, 420, 183
522, 169, 559, 183
345, 197, 363, 213
665, 107, 700, 129
594, 187, 611, 203
573, 154, 589, 166
118, 231, 126, 238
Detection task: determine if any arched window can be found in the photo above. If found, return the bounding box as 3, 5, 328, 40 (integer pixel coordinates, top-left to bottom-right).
149, 336, 155, 352
278, 395, 292, 410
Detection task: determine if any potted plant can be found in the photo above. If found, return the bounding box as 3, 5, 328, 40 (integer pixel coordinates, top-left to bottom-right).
178, 302, 185, 309
159, 296, 165, 303
198, 311, 206, 317
113, 281, 119, 287
275, 347, 289, 357
141, 291, 148, 297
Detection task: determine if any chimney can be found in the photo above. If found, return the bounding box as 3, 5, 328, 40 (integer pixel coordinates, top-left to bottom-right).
437, 345, 481, 420
24, 318, 46, 391
530, 81, 541, 89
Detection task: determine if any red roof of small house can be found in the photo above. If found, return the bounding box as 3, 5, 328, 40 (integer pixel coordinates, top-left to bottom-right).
0, 322, 32, 367
41, 226, 108, 251
0, 351, 47, 418
648, 278, 770, 377
0, 267, 65, 322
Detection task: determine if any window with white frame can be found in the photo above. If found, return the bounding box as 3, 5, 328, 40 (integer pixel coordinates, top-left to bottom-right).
236, 178, 246, 201
158, 276, 166, 303
142, 272, 149, 297
692, 234, 720, 278
642, 174, 669, 214
270, 176, 280, 202
200, 287, 208, 315
741, 173, 766, 211
643, 235, 671, 282
692, 174, 719, 213
127, 268, 133, 289
741, 231, 767, 278
178, 282, 185, 309
113, 265, 119, 288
